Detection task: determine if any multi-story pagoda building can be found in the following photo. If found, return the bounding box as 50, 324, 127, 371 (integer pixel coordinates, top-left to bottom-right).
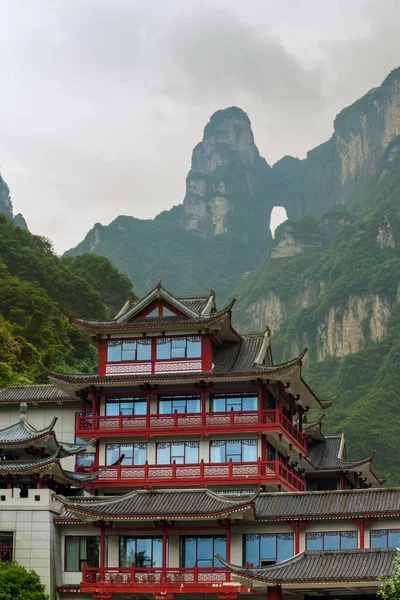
0, 283, 398, 600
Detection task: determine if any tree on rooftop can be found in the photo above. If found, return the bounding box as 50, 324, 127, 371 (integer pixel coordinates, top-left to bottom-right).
0, 561, 48, 600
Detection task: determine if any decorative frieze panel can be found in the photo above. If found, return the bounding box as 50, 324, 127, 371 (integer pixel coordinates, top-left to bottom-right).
105, 363, 152, 375
155, 360, 202, 373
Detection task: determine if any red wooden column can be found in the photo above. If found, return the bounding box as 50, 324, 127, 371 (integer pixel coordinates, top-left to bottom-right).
288, 521, 306, 555
99, 521, 105, 583
91, 389, 97, 420
268, 586, 282, 600
225, 522, 231, 581
352, 518, 372, 549
161, 528, 167, 583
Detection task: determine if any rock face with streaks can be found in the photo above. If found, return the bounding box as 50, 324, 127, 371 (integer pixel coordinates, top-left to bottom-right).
0, 172, 27, 230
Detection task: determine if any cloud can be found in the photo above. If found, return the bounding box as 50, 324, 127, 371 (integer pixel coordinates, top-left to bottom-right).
0, 0, 399, 254
161, 8, 325, 117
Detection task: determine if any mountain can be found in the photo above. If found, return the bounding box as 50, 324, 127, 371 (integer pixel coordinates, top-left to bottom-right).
66, 107, 279, 299
0, 171, 28, 230
65, 66, 400, 484
0, 214, 132, 385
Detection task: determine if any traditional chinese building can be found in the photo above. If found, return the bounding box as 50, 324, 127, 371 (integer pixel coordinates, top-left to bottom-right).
0, 283, 398, 600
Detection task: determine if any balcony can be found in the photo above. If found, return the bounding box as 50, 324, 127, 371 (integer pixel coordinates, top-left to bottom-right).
80, 565, 243, 596
80, 458, 305, 492
76, 409, 307, 454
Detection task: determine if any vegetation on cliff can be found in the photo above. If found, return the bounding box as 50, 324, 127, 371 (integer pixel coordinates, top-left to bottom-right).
0, 215, 132, 386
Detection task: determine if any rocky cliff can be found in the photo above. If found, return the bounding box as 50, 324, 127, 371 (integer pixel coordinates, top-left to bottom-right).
174, 107, 274, 250
0, 171, 27, 230
272, 67, 400, 220
68, 107, 281, 296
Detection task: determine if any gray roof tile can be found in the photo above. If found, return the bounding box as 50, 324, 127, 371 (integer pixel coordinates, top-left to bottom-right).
255, 488, 400, 520
218, 548, 398, 584
0, 419, 56, 444
0, 385, 73, 403
59, 488, 257, 520
308, 436, 372, 469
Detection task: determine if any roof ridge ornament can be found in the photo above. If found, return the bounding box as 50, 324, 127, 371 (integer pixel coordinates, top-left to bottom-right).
254, 325, 271, 366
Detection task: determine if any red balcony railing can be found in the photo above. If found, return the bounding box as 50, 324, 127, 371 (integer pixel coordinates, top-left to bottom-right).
81, 565, 241, 594
76, 409, 307, 453
81, 458, 305, 492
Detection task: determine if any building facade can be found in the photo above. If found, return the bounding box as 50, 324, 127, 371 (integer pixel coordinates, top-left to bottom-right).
0, 283, 398, 600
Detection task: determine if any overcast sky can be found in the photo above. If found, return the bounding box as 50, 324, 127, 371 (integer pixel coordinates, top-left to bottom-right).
1, 0, 399, 253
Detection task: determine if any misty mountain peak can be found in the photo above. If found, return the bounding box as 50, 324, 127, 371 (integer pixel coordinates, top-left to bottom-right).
192, 106, 258, 174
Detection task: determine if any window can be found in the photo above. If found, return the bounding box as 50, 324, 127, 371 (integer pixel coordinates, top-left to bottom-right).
157, 441, 199, 464
306, 531, 357, 551
244, 533, 293, 566
105, 397, 146, 416
0, 532, 13, 561
107, 339, 152, 362
210, 439, 258, 463
156, 337, 201, 360
76, 452, 95, 468
119, 536, 163, 567
65, 536, 103, 571
371, 530, 400, 548
158, 394, 201, 414
106, 443, 147, 466
181, 536, 226, 568
211, 392, 258, 412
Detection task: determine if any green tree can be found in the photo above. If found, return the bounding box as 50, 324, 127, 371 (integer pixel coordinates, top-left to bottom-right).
0, 561, 48, 600
379, 555, 400, 599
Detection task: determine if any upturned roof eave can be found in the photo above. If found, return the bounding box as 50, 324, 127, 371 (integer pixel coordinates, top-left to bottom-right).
55, 488, 259, 521
215, 548, 399, 586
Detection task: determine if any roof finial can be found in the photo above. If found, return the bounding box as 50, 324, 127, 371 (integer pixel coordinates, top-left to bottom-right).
157, 279, 162, 289
20, 402, 28, 421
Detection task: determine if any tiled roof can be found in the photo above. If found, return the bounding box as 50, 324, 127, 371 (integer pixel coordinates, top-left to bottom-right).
213, 335, 272, 373
179, 297, 210, 314
57, 488, 257, 521
0, 385, 73, 403
0, 418, 56, 444
308, 436, 373, 470
217, 548, 398, 584
68, 306, 231, 332
0, 451, 97, 484
45, 346, 304, 387
255, 488, 400, 520
0, 417, 95, 456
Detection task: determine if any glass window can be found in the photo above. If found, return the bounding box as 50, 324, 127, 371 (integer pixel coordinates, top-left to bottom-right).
105, 397, 147, 416
371, 529, 400, 548
65, 536, 102, 571
181, 536, 226, 568
244, 534, 294, 566
156, 337, 201, 360
107, 340, 151, 362
306, 531, 357, 551
76, 452, 95, 468
106, 443, 147, 466
210, 439, 257, 463
158, 394, 201, 414
119, 537, 163, 568
0, 532, 13, 562
156, 442, 199, 464
211, 392, 258, 412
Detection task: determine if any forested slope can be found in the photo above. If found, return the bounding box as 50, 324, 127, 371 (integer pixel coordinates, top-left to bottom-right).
0, 216, 132, 385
